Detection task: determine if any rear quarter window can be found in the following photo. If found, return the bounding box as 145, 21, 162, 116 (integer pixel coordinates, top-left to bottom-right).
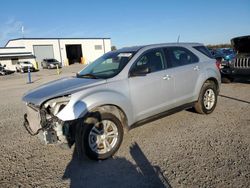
164, 47, 199, 68
193, 46, 213, 58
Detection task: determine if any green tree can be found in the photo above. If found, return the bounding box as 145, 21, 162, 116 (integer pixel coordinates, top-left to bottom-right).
207, 44, 232, 49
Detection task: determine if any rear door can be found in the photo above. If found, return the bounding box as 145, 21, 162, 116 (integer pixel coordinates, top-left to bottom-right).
163, 47, 200, 105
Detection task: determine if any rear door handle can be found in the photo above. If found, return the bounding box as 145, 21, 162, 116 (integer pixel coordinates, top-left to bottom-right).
194, 66, 200, 71
163, 75, 172, 80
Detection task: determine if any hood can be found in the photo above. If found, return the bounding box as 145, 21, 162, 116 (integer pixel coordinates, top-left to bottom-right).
231, 35, 250, 53
22, 77, 106, 106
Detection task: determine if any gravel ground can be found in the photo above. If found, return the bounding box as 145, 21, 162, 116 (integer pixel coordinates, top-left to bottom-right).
0, 64, 249, 188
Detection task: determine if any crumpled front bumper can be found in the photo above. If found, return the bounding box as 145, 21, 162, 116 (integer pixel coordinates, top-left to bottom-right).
23, 104, 66, 144
23, 104, 42, 135
23, 113, 42, 136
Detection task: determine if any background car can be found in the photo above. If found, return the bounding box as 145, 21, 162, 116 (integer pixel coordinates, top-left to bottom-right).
209, 48, 235, 63
220, 35, 250, 82
0, 64, 15, 76
16, 61, 35, 73
209, 48, 237, 81
41, 59, 62, 69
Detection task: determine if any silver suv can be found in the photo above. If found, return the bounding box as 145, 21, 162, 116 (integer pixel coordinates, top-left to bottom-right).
23, 43, 221, 160
41, 58, 62, 69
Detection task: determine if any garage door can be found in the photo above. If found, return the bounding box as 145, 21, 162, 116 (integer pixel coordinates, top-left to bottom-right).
33, 45, 54, 64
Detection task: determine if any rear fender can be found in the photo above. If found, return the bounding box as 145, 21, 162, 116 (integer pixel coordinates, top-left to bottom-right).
193, 67, 220, 100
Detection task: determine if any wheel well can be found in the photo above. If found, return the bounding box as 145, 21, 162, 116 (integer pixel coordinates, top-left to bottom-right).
205, 78, 219, 93
92, 105, 129, 132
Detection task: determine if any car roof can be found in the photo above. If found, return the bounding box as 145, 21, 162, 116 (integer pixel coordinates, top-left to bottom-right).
116, 46, 145, 53
116, 43, 203, 53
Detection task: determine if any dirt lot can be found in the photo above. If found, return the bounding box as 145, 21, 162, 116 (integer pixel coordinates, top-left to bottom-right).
0, 64, 249, 188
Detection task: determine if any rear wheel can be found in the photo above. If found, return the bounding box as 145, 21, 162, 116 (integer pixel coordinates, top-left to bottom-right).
194, 81, 218, 114
76, 112, 124, 160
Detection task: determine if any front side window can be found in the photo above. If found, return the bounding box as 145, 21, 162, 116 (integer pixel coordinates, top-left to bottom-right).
133, 49, 165, 73
78, 51, 135, 79
164, 47, 199, 68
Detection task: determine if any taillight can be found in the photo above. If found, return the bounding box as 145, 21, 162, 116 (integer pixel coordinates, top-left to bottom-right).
216, 60, 221, 70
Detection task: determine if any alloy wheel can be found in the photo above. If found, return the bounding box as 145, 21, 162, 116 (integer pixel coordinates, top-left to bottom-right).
88, 120, 119, 154
203, 89, 215, 110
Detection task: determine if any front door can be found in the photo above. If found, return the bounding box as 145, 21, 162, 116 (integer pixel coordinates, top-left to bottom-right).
128, 49, 174, 122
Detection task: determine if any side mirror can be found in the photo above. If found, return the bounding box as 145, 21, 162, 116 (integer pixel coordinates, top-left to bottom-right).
130, 66, 150, 77
3, 65, 6, 68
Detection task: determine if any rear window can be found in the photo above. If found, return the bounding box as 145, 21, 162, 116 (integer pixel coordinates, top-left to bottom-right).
193, 46, 213, 58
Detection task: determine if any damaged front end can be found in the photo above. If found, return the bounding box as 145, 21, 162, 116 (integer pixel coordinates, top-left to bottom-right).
23, 95, 75, 146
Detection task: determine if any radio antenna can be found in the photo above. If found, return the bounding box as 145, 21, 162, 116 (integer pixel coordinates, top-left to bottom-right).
177, 34, 180, 43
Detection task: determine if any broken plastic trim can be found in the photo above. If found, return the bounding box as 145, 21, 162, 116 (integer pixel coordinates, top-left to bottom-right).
23, 113, 43, 136
23, 109, 63, 136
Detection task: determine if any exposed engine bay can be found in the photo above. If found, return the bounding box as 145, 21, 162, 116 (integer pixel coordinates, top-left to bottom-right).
23, 96, 75, 146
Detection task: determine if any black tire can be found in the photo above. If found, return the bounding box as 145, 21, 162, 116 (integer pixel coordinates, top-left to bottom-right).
194, 81, 218, 114
75, 112, 124, 160
222, 77, 234, 83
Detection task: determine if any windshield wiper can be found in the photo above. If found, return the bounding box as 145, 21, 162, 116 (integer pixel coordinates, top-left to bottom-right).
76, 73, 100, 79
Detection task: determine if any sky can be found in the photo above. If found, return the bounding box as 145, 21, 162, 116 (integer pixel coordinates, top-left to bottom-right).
0, 0, 249, 48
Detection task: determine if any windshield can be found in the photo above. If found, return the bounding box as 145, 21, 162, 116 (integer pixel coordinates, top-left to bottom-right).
220, 49, 235, 56
22, 62, 31, 64
77, 51, 135, 79
209, 48, 234, 58
47, 59, 58, 63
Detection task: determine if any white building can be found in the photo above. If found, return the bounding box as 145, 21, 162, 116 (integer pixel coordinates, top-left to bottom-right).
1, 38, 111, 70
0, 47, 36, 71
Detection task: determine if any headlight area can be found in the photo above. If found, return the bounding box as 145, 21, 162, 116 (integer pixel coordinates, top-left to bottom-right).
44, 95, 71, 116
38, 95, 75, 146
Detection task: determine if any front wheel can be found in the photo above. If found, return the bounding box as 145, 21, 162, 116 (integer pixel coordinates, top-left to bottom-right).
194, 82, 218, 114
76, 112, 124, 160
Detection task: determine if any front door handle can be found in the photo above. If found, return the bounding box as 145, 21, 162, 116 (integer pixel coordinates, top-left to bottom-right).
163, 75, 172, 80
194, 66, 200, 71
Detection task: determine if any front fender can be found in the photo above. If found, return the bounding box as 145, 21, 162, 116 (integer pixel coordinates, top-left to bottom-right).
56, 90, 134, 125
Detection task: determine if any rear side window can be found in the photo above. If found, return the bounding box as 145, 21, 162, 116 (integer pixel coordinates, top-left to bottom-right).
193, 46, 213, 58
163, 47, 199, 68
